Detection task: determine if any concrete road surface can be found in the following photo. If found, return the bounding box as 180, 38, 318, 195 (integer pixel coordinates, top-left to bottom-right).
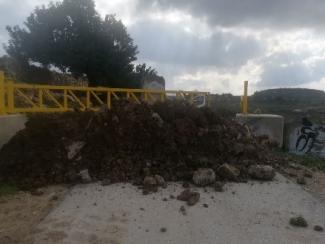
33, 174, 325, 244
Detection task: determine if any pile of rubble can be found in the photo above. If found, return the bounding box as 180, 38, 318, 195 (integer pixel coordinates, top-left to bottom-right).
0, 100, 288, 189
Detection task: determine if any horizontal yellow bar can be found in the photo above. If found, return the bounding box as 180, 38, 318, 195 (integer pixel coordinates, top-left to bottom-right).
7, 83, 208, 95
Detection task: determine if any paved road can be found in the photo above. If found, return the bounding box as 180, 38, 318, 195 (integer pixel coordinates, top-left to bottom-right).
33, 174, 325, 244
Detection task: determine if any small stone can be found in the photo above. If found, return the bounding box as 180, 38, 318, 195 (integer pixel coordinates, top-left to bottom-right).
193, 168, 216, 186
289, 216, 308, 227
314, 225, 324, 232
142, 189, 150, 195
177, 189, 200, 206
203, 203, 209, 208
162, 198, 168, 201
248, 165, 275, 181
140, 208, 145, 211
179, 206, 187, 215
170, 195, 175, 199
152, 113, 164, 127
160, 227, 167, 233
218, 164, 240, 180
187, 192, 200, 206
182, 182, 190, 188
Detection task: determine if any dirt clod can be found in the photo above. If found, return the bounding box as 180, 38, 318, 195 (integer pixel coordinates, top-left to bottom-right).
289, 216, 308, 227
314, 225, 324, 232
160, 227, 167, 233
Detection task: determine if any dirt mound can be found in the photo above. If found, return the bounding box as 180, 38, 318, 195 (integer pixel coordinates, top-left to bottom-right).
0, 100, 282, 189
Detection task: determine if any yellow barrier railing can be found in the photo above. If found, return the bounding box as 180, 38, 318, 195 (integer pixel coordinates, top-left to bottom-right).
0, 71, 210, 114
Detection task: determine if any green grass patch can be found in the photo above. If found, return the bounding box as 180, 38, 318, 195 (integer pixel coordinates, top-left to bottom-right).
0, 183, 19, 197
299, 155, 325, 171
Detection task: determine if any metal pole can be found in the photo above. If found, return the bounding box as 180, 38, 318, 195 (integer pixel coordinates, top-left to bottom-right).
243, 81, 248, 114
0, 71, 6, 115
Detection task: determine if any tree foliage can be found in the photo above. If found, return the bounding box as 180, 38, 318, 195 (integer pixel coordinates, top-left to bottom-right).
5, 0, 160, 88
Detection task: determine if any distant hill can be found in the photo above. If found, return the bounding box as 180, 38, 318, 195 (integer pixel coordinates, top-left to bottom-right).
251, 88, 325, 106
210, 88, 325, 121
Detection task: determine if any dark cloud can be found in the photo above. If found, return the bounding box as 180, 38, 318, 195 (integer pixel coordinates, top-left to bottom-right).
130, 21, 263, 69
257, 53, 325, 88
138, 0, 325, 29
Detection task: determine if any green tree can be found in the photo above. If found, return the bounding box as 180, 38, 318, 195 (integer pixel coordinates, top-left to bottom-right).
5, 0, 139, 87
133, 63, 165, 86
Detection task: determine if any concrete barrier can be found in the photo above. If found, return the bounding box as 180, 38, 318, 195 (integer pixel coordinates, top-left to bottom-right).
0, 114, 27, 149
236, 113, 284, 147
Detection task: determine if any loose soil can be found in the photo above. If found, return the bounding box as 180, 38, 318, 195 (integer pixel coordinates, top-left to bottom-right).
0, 100, 288, 189
0, 186, 67, 244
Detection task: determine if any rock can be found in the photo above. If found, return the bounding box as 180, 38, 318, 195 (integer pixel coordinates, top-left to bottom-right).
214, 181, 225, 192
49, 193, 58, 201
152, 113, 164, 127
160, 227, 167, 233
143, 176, 157, 187
177, 189, 200, 206
101, 179, 111, 186
187, 192, 200, 206
31, 189, 44, 196
314, 225, 324, 232
154, 175, 165, 187
78, 169, 92, 183
289, 216, 308, 227
248, 165, 275, 181
203, 203, 209, 208
67, 141, 85, 160
192, 168, 216, 186
182, 182, 190, 188
217, 164, 240, 180
297, 173, 306, 185
179, 206, 187, 215
177, 189, 192, 201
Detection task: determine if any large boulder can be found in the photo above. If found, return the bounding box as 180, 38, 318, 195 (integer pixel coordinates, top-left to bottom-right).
217, 164, 240, 180
248, 165, 275, 181
192, 168, 216, 186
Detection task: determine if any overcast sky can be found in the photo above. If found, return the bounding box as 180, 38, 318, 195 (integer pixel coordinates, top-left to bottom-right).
1, 0, 325, 94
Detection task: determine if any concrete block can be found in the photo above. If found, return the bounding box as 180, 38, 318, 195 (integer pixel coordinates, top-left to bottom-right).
236, 113, 284, 147
0, 114, 27, 149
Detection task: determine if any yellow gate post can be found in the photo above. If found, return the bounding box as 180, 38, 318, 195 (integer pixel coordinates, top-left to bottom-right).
241, 81, 248, 114
0, 71, 6, 115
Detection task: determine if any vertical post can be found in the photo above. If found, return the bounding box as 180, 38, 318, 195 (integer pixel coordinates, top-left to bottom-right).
7, 80, 14, 113
160, 92, 165, 102
107, 91, 111, 110
0, 71, 6, 115
38, 89, 43, 108
63, 89, 68, 110
86, 90, 90, 109
190, 93, 194, 104
242, 81, 248, 114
